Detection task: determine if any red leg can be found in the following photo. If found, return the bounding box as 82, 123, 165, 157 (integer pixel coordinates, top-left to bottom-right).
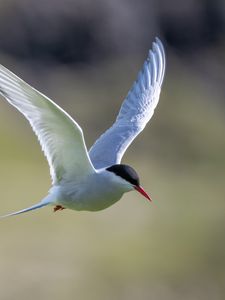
53, 205, 65, 212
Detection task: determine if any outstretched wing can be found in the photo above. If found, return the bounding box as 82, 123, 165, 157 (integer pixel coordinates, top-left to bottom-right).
89, 37, 166, 169
0, 65, 95, 184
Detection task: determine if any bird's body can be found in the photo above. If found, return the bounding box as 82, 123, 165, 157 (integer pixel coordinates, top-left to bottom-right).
0, 38, 166, 218
49, 168, 132, 211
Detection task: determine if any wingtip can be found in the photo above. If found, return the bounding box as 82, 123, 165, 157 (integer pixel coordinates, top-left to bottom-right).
155, 37, 164, 48
148, 37, 165, 56
155, 36, 162, 44
151, 37, 166, 84
154, 37, 165, 53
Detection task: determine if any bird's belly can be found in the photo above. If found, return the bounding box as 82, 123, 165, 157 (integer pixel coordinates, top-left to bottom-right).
51, 184, 123, 211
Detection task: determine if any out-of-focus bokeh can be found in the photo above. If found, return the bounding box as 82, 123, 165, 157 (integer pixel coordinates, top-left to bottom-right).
0, 0, 225, 299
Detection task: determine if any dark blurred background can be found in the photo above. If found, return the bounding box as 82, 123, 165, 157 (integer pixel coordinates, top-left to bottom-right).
0, 1, 225, 299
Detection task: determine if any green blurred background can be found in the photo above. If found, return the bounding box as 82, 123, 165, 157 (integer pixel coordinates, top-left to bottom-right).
0, 0, 225, 299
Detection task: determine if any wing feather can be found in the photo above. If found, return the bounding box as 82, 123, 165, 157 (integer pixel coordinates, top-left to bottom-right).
0, 65, 95, 184
89, 37, 166, 169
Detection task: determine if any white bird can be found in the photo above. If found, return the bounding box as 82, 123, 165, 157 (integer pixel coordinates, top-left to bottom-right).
0, 37, 165, 218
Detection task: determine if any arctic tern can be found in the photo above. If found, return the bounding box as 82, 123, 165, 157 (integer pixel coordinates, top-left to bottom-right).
0, 37, 165, 218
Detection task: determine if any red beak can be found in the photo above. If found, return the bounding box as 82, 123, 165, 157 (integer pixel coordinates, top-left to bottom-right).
134, 185, 152, 202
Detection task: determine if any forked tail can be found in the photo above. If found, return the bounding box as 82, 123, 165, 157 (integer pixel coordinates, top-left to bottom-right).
0, 201, 50, 219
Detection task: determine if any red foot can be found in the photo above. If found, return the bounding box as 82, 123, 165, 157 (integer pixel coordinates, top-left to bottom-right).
53, 205, 65, 212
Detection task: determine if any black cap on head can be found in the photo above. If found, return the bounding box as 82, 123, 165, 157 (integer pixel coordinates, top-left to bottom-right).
106, 164, 140, 186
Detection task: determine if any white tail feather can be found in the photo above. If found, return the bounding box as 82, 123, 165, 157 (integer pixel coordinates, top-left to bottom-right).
0, 201, 49, 219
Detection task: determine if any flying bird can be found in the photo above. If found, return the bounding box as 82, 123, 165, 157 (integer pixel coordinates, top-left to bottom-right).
0, 37, 165, 218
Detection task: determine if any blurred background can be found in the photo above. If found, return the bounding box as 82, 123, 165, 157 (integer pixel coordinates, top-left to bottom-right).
0, 0, 225, 299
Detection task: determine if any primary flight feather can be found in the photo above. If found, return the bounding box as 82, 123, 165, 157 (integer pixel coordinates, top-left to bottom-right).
0, 37, 165, 218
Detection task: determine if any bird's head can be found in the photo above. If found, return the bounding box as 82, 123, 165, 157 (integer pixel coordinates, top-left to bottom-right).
106, 164, 151, 201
